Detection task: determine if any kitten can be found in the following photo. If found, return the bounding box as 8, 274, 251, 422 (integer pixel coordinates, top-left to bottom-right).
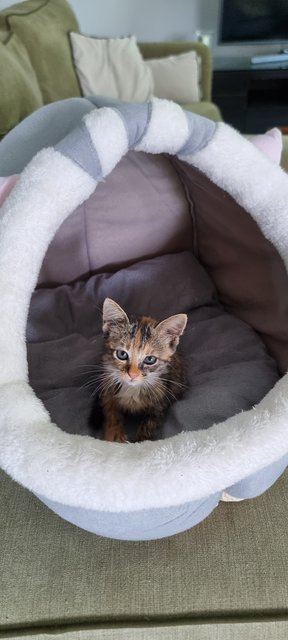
90, 298, 187, 443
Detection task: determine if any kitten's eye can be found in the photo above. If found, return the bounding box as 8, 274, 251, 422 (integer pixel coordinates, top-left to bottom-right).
116, 349, 129, 361
143, 355, 157, 365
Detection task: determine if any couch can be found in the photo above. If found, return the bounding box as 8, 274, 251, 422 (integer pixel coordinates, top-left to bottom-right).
0, 0, 222, 141
0, 1, 288, 639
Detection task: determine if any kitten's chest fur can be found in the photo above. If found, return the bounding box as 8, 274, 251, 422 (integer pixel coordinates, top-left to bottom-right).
115, 384, 146, 412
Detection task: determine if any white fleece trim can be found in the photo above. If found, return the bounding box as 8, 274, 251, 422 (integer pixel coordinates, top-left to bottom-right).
0, 113, 288, 513
0, 375, 288, 512
179, 122, 288, 269
0, 148, 96, 385
134, 97, 190, 154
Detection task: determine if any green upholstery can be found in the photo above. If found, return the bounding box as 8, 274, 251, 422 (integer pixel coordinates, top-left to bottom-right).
182, 100, 222, 122
282, 135, 288, 172
1, 467, 288, 638
0, 32, 43, 137
0, 0, 81, 105
0, 0, 221, 140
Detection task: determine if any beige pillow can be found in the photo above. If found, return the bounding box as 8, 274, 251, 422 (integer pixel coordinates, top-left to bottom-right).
70, 32, 153, 102
146, 51, 201, 103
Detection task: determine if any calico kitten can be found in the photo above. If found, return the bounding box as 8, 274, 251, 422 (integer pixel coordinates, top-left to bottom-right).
90, 298, 187, 443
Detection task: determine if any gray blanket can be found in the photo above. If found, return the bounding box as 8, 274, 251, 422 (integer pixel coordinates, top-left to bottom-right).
27, 251, 278, 439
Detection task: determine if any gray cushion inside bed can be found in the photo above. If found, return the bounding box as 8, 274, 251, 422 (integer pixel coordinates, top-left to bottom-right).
27, 251, 279, 439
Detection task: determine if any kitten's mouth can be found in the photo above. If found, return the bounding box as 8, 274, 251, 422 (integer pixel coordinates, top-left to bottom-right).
124, 375, 142, 386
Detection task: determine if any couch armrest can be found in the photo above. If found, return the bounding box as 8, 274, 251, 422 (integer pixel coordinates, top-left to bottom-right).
138, 41, 212, 102
281, 136, 288, 172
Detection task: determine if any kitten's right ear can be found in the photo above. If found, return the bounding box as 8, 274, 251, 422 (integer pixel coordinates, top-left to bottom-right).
102, 298, 129, 333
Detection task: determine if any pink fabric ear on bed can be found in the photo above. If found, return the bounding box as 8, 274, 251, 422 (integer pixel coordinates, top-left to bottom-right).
249, 128, 283, 164
0, 175, 18, 206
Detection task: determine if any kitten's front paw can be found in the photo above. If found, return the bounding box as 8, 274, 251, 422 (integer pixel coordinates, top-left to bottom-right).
114, 432, 129, 444
104, 425, 129, 443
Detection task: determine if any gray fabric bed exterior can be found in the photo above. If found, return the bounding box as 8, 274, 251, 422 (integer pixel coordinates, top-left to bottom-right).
36, 491, 222, 540
1, 97, 288, 540
25, 149, 281, 539
35, 453, 288, 540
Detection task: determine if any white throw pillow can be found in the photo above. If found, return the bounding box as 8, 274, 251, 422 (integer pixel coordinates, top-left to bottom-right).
146, 51, 201, 103
70, 32, 154, 102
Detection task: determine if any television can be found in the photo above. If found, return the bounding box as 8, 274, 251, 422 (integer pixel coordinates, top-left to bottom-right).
219, 0, 288, 46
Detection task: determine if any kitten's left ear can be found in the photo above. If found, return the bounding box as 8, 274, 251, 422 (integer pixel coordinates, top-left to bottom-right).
156, 313, 187, 348
102, 298, 129, 333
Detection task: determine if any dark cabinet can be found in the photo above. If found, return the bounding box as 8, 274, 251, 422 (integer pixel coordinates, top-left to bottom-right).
212, 58, 288, 133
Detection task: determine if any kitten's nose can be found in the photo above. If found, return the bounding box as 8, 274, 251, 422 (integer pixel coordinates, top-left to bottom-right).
128, 370, 140, 380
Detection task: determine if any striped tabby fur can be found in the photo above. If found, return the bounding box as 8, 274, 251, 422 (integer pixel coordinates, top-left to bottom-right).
90, 298, 187, 443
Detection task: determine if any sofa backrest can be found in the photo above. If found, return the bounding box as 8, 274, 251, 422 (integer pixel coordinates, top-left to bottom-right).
0, 0, 81, 138
0, 30, 44, 138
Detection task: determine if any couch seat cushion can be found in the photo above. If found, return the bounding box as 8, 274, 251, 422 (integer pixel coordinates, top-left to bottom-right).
1, 466, 288, 637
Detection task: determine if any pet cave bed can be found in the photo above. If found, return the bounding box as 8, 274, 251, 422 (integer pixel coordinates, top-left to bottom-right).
0, 97, 288, 541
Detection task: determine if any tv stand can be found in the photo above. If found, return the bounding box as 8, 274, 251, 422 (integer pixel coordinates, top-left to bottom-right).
251, 52, 288, 65
213, 56, 288, 133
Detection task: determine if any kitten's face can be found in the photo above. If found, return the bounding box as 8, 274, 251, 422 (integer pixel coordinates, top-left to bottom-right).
102, 299, 187, 389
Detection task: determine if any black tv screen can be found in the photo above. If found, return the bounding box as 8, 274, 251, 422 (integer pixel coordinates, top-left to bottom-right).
219, 0, 288, 45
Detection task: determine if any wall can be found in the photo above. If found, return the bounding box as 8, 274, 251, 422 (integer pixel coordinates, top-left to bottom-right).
68, 0, 200, 42
0, 0, 202, 42
67, 0, 284, 56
